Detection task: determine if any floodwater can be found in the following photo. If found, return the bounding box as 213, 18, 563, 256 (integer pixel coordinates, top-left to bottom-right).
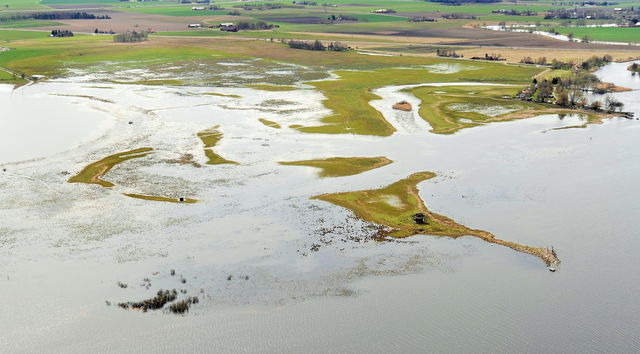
1, 62, 639, 353
0, 85, 113, 164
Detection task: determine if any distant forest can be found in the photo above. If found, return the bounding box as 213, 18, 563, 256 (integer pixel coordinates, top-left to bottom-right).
0, 12, 110, 22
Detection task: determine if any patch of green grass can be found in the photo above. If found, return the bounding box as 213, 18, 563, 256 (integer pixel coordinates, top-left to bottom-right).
258, 118, 281, 129
197, 125, 238, 165
0, 36, 232, 77
248, 83, 297, 91
280, 156, 392, 177
314, 171, 480, 237
0, 30, 49, 41
0, 0, 45, 10
196, 91, 242, 98
0, 19, 63, 28
68, 148, 153, 187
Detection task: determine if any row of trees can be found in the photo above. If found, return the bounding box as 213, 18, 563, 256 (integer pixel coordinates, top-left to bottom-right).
409, 16, 436, 22
34, 12, 110, 20
520, 56, 548, 65
521, 55, 613, 70
286, 40, 348, 51
1, 12, 110, 22
236, 21, 277, 30
522, 73, 624, 112
436, 49, 462, 58
327, 14, 357, 21
50, 29, 73, 38
547, 55, 613, 70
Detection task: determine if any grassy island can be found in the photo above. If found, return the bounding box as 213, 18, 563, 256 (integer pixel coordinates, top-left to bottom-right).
314, 172, 559, 266
197, 126, 238, 165
68, 148, 154, 188
280, 156, 392, 178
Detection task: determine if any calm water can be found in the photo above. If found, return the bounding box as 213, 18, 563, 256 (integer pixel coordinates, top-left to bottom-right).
1, 63, 639, 353
0, 85, 112, 164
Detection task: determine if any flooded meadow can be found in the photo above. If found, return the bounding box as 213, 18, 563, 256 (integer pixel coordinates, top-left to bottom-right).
1, 60, 639, 352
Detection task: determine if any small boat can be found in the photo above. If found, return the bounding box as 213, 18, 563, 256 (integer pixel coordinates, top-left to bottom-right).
548, 267, 557, 272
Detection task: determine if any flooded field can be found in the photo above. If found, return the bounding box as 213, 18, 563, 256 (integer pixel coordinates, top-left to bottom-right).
1, 61, 639, 352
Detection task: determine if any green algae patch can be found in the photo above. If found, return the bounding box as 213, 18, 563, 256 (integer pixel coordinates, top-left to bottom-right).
123, 194, 198, 203
68, 148, 154, 188
248, 84, 297, 92
258, 118, 282, 129
196, 125, 238, 165
313, 172, 559, 266
280, 157, 392, 178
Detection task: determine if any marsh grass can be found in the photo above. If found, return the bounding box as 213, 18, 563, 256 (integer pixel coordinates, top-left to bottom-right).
68, 148, 154, 187
280, 156, 392, 178
197, 126, 238, 165
258, 118, 282, 129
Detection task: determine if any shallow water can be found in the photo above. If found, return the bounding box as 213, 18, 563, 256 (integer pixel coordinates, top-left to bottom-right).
1, 63, 639, 352
0, 87, 113, 164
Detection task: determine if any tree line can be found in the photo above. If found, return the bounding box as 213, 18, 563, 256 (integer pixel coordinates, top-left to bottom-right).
51, 29, 73, 38
519, 72, 624, 112
1, 12, 110, 21
286, 40, 349, 51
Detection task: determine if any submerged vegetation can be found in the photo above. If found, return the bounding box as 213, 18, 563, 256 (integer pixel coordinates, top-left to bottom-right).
314, 172, 559, 266
280, 157, 392, 178
68, 148, 153, 187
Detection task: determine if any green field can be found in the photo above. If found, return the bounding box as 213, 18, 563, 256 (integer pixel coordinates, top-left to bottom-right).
0, 0, 45, 10
552, 27, 640, 43
0, 29, 50, 41
0, 19, 63, 28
